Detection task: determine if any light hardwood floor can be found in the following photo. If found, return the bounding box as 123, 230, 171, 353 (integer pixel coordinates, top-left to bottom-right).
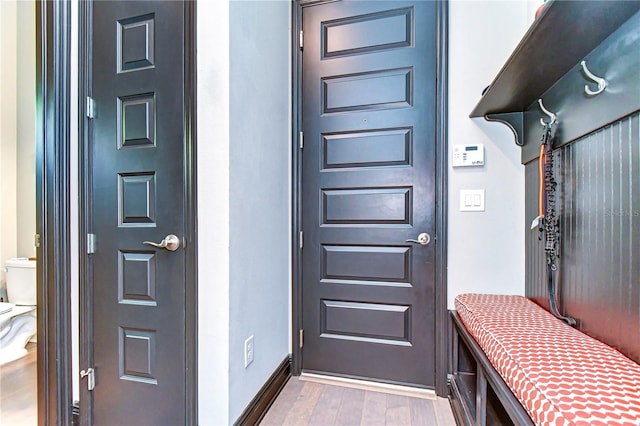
0, 342, 37, 426
260, 376, 456, 426
0, 348, 457, 426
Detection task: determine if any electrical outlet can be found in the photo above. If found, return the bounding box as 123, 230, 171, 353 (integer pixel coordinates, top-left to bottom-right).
244, 335, 254, 368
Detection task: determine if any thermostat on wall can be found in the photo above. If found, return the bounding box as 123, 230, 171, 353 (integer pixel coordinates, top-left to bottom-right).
452, 144, 484, 167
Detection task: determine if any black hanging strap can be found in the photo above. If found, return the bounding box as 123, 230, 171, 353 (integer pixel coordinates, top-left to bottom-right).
541, 123, 576, 327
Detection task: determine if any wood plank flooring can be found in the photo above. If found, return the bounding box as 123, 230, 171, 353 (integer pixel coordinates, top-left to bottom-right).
260, 377, 456, 426
0, 346, 457, 426
0, 342, 37, 426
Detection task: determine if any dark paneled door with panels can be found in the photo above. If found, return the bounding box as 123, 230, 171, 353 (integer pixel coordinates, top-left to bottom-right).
89, 1, 187, 424
301, 1, 438, 387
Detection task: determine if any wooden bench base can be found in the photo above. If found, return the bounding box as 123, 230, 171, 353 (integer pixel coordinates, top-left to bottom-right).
449, 311, 534, 426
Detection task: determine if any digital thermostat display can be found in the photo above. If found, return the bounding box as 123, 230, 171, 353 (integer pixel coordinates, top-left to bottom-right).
452, 144, 484, 167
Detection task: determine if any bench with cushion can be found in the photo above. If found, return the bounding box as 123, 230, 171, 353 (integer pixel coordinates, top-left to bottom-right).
449, 293, 640, 426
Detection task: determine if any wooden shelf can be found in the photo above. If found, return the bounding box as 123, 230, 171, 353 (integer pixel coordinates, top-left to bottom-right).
470, 0, 640, 118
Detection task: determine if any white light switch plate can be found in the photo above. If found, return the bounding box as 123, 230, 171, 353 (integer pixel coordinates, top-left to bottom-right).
460, 189, 485, 211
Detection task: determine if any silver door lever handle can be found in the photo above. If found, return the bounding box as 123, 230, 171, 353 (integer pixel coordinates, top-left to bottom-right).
406, 232, 431, 246
143, 234, 180, 251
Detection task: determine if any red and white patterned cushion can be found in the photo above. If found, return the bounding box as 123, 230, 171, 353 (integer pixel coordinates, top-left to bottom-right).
455, 293, 640, 426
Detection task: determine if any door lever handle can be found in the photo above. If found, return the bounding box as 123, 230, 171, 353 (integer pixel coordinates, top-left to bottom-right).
406, 232, 431, 246
143, 234, 180, 251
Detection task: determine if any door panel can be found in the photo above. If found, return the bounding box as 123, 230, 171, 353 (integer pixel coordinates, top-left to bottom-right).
90, 2, 187, 424
301, 1, 437, 387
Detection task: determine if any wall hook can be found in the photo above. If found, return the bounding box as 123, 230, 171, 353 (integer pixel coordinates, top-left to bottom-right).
580, 60, 607, 96
538, 99, 557, 126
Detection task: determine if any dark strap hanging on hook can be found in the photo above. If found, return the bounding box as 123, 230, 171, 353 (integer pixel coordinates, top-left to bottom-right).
540, 123, 576, 327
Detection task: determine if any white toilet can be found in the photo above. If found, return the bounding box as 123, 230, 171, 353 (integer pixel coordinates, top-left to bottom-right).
0, 258, 37, 365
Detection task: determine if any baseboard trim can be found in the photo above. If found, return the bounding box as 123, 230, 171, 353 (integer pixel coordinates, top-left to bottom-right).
234, 355, 292, 426
300, 372, 437, 400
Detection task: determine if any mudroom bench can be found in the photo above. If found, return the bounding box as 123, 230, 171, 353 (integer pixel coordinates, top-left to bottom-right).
449, 294, 640, 426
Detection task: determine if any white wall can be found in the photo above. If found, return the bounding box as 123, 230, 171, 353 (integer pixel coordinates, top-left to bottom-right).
0, 0, 18, 293
0, 0, 37, 297
197, 1, 291, 423
70, 0, 80, 402
228, 1, 291, 422
197, 1, 231, 424
0, 1, 36, 274
447, 0, 536, 308
16, 0, 36, 259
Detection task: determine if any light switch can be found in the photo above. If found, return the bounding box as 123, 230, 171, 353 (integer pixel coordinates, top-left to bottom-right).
460, 189, 485, 211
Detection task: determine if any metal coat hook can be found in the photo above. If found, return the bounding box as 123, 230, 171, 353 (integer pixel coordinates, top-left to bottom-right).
580, 60, 607, 96
538, 99, 557, 126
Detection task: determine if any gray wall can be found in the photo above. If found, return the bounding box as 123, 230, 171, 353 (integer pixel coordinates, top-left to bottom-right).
229, 1, 291, 422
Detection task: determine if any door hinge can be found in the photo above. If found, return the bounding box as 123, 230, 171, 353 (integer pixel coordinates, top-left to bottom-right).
87, 233, 96, 254
86, 96, 96, 119
80, 368, 95, 391
299, 231, 304, 249
299, 131, 304, 149
299, 329, 304, 349
299, 30, 303, 50
34, 234, 41, 248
